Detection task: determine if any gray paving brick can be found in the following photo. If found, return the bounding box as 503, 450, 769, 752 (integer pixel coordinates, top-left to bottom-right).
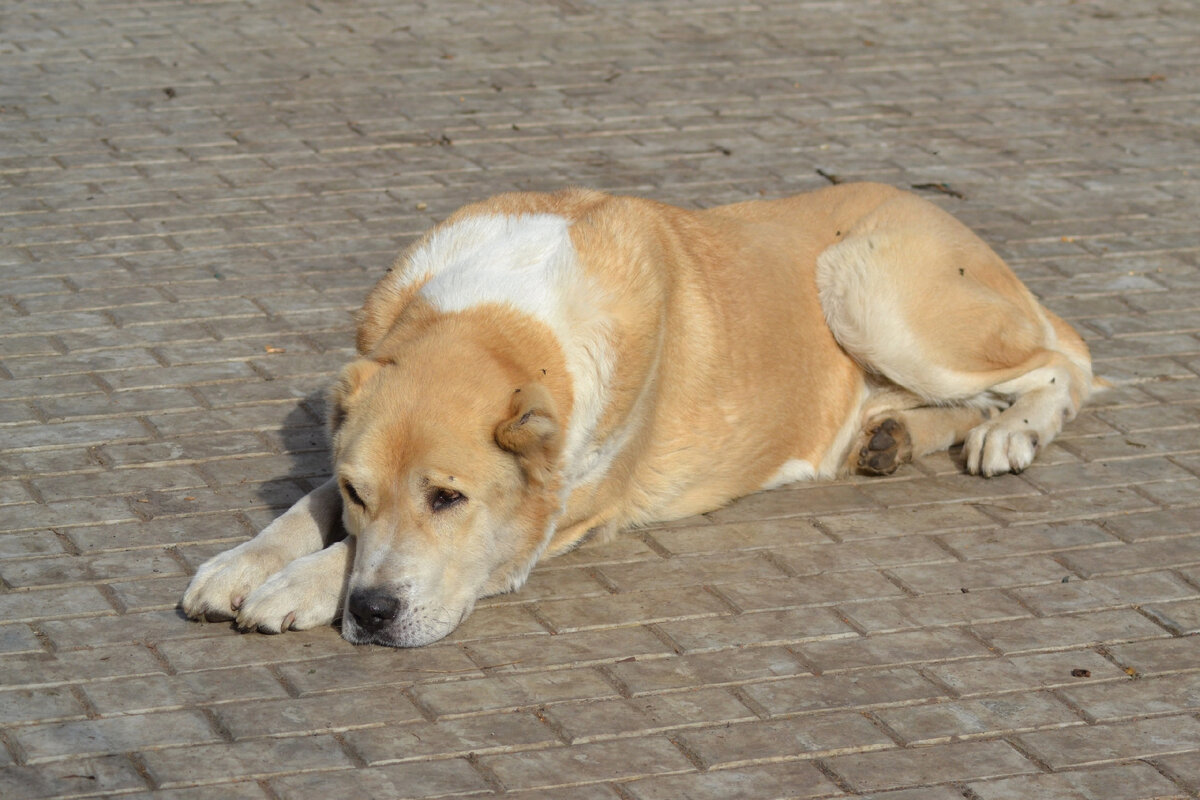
1017, 714, 1200, 770
268, 759, 491, 800
875, 692, 1084, 745
345, 711, 559, 765
823, 739, 1038, 793
412, 667, 620, 718
0, 755, 147, 799
3, 0, 1199, 796
140, 735, 355, 789
14, 709, 221, 764
480, 736, 693, 791
967, 762, 1185, 800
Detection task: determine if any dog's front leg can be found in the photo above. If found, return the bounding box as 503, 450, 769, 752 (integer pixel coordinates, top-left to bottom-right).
181, 478, 342, 621
236, 537, 355, 633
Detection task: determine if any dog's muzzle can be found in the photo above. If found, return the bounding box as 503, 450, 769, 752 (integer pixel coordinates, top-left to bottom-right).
346, 587, 404, 637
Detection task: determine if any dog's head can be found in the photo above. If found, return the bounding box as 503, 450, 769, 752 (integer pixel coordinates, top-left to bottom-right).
328, 332, 566, 647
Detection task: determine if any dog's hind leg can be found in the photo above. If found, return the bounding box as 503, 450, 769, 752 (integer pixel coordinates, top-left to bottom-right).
818, 192, 1095, 477
181, 477, 343, 621
850, 405, 995, 475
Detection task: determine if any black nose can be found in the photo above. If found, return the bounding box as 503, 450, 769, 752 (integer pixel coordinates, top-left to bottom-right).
347, 588, 403, 634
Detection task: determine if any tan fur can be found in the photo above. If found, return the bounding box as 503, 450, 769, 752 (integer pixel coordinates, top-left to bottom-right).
182, 182, 1096, 646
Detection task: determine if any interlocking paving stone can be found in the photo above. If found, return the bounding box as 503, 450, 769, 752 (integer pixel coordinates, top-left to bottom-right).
621, 761, 843, 800
344, 711, 561, 765
2, 0, 1199, 797
14, 709, 221, 764
1016, 714, 1200, 769
479, 737, 694, 791
822, 739, 1039, 792
966, 762, 1186, 800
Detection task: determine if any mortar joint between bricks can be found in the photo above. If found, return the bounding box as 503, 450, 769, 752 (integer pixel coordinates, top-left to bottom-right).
402, 686, 440, 723
811, 758, 857, 794
595, 663, 636, 700
727, 684, 772, 720
914, 663, 964, 700
96, 582, 130, 616
68, 683, 101, 719
1143, 755, 1200, 798
703, 583, 744, 615
1134, 604, 1190, 637
199, 705, 239, 745
144, 641, 179, 676
584, 564, 621, 594
667, 733, 709, 772
861, 708, 909, 748
879, 568, 921, 599
331, 730, 370, 769
757, 547, 799, 578
955, 782, 987, 800
531, 703, 575, 745
256, 778, 284, 800
526, 603, 560, 635
0, 729, 27, 767
1049, 684, 1100, 726
264, 661, 303, 699
124, 750, 158, 792
1002, 733, 1058, 773
1000, 585, 1048, 619
465, 751, 508, 794
636, 529, 674, 559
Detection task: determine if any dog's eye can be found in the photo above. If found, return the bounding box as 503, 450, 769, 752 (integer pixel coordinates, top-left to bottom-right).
429, 487, 466, 512
342, 481, 366, 509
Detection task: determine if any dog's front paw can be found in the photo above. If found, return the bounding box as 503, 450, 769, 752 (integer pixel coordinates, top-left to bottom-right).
235, 548, 346, 634
964, 418, 1040, 476
181, 543, 284, 622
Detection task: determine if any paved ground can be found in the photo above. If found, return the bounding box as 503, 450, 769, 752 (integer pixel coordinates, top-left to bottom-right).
1, 0, 1199, 797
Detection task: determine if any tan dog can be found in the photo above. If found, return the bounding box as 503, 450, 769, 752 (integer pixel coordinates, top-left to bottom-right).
181, 183, 1097, 647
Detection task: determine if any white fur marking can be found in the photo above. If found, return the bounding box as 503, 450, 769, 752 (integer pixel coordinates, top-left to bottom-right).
761, 458, 817, 490
411, 214, 617, 493
817, 235, 985, 401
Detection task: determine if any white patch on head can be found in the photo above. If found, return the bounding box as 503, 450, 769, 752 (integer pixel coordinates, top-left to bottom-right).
414, 214, 575, 320
407, 213, 617, 494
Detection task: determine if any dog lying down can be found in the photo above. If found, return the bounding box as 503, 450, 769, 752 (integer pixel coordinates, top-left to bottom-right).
182, 182, 1098, 647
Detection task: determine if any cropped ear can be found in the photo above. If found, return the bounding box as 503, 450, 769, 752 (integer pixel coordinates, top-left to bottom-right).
328, 358, 383, 436
495, 383, 563, 487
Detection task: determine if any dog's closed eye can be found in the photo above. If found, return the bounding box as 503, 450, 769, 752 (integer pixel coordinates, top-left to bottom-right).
429, 487, 466, 512
342, 481, 366, 509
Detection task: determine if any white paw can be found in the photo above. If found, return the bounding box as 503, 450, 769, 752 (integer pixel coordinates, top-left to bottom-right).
181, 543, 285, 622
964, 418, 1041, 476
235, 549, 346, 634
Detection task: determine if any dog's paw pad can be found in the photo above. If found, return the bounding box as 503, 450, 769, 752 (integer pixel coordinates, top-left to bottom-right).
855, 417, 912, 476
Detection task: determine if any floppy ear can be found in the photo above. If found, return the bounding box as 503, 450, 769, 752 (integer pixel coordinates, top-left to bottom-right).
328, 358, 383, 436
495, 383, 563, 487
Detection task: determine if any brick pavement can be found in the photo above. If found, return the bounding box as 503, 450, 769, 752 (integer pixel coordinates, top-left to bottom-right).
1, 0, 1199, 797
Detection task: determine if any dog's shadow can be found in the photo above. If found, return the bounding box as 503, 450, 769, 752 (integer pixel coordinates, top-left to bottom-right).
255, 388, 339, 515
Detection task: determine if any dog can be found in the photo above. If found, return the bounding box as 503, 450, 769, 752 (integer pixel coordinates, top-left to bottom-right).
181, 183, 1098, 647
